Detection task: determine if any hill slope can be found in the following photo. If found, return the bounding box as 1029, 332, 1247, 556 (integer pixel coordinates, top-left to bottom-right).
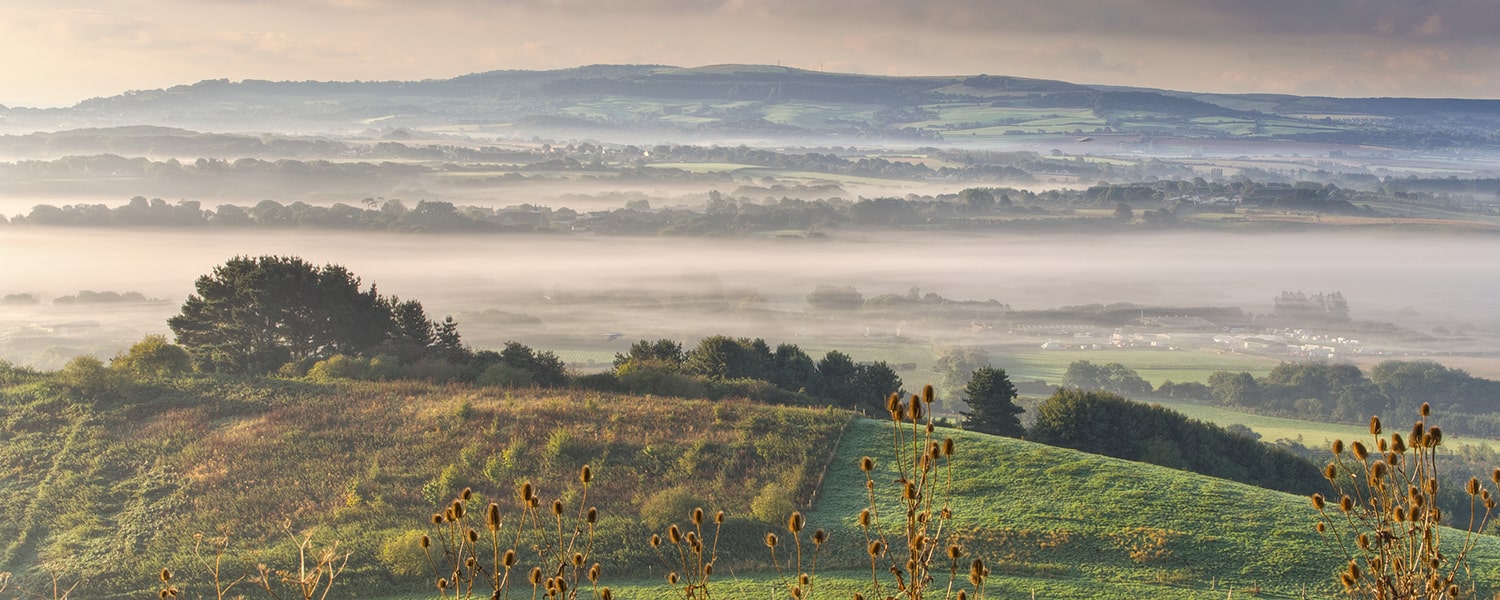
3, 64, 1499, 146
4, 372, 1500, 598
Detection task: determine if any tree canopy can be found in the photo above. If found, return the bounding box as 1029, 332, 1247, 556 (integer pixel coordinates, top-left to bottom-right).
960, 366, 1025, 437
168, 256, 417, 373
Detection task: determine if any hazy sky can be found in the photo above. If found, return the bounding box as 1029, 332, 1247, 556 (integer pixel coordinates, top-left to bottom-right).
2, 0, 1498, 107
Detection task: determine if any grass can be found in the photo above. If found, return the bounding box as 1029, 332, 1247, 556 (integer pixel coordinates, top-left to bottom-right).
1144, 397, 1500, 452
13, 370, 1500, 599
996, 348, 1282, 386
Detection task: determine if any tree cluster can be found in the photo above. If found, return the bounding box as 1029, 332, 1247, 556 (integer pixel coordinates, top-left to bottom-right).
165, 256, 564, 387
604, 336, 903, 411
1028, 388, 1326, 495
1062, 360, 1153, 396
1202, 360, 1500, 437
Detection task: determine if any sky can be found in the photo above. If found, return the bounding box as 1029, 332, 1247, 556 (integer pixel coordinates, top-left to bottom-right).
2, 0, 1499, 107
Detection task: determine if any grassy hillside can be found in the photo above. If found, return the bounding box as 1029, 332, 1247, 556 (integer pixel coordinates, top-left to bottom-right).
0, 372, 848, 598
5, 370, 1500, 599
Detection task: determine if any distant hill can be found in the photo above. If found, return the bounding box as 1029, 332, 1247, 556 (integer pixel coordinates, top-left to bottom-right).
3, 64, 1499, 147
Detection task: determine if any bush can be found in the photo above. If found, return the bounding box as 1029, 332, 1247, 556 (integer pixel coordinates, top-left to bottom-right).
641, 485, 701, 530
749, 482, 795, 526
307, 354, 372, 382
111, 335, 191, 377
378, 529, 429, 578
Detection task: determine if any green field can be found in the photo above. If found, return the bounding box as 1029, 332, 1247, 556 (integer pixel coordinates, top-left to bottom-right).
996, 348, 1282, 386
1146, 397, 1500, 452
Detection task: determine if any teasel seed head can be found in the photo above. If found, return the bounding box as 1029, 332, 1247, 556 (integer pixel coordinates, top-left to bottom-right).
462, 487, 473, 501
704, 562, 713, 576
765, 532, 779, 548
1369, 460, 1388, 480
571, 552, 584, 567
1311, 493, 1326, 510
487, 502, 502, 532
885, 393, 900, 414
904, 481, 918, 501
927, 422, 935, 434
909, 400, 923, 422
466, 556, 477, 569
438, 578, 450, 591
1332, 439, 1344, 455
589, 563, 600, 583
580, 464, 592, 484
601, 588, 613, 600
1421, 402, 1432, 417
420, 534, 431, 549
556, 577, 569, 595
1430, 427, 1442, 446
453, 499, 466, 520
715, 510, 725, 524
467, 528, 479, 543
812, 529, 827, 545
1316, 521, 1326, 533
1393, 506, 1406, 522
788, 511, 805, 534
1324, 463, 1338, 481
432, 513, 444, 525
1350, 441, 1368, 461
956, 591, 967, 600
529, 566, 543, 585
685, 531, 698, 546
1377, 438, 1389, 452
860, 456, 874, 472
858, 508, 872, 528
1468, 477, 1481, 496
503, 549, 516, 567
790, 585, 803, 600
1391, 433, 1406, 453
1340, 495, 1354, 513
943, 438, 955, 457
799, 573, 810, 587
669, 524, 683, 544
650, 534, 661, 548
923, 384, 934, 404
692, 507, 704, 525
1357, 533, 1370, 550
854, 593, 865, 600
947, 544, 963, 560
667, 572, 679, 585
160, 568, 172, 583
552, 499, 564, 517
1370, 416, 1382, 435
520, 482, 534, 502
1492, 468, 1500, 485
868, 540, 884, 557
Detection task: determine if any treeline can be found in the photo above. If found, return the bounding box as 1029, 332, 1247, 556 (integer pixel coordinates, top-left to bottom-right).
1161, 360, 1500, 437
1028, 388, 1326, 495
586, 337, 903, 412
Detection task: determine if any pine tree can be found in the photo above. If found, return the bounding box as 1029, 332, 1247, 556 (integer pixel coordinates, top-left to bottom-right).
960, 366, 1025, 437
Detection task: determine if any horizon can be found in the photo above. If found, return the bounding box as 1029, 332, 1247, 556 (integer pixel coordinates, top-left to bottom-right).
3, 1, 1499, 107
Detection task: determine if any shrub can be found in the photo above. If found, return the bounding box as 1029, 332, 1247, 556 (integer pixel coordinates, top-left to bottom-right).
111, 335, 191, 377
749, 483, 795, 527
642, 486, 700, 531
